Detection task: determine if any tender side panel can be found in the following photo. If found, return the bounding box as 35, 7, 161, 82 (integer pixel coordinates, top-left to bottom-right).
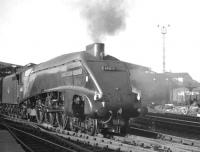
2, 75, 18, 104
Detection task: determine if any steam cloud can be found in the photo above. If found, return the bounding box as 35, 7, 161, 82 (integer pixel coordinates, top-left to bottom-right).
79, 0, 128, 42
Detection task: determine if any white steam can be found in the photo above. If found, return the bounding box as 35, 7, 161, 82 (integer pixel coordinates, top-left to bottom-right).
79, 0, 128, 42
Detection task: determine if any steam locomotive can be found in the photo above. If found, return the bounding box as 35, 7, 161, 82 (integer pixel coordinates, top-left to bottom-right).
0, 43, 146, 135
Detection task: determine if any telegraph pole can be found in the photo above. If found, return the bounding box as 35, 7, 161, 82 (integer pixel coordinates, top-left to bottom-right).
158, 24, 170, 73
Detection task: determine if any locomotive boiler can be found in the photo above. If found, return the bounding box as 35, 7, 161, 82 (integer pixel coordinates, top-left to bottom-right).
0, 43, 146, 135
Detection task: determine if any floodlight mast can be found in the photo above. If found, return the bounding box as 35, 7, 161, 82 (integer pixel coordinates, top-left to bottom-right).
158, 24, 170, 73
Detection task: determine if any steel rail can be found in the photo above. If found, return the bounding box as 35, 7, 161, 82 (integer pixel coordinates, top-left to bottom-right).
4, 124, 35, 152
2, 114, 200, 152
146, 113, 200, 126
3, 123, 86, 152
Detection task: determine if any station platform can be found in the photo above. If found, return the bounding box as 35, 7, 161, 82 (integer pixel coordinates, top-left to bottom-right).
0, 128, 25, 152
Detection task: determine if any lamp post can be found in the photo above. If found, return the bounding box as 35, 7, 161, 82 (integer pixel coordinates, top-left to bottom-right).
158, 24, 170, 73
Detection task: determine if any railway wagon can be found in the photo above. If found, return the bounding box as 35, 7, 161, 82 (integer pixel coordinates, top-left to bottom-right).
0, 43, 146, 135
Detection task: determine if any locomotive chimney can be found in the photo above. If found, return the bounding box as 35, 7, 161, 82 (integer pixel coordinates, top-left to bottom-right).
86, 43, 105, 59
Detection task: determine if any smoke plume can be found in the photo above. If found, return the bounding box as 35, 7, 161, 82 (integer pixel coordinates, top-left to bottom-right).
79, 0, 128, 42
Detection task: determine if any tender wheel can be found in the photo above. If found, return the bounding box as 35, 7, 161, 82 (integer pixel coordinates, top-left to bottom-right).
36, 109, 44, 124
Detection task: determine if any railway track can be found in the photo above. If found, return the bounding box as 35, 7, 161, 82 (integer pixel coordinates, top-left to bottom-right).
1, 115, 200, 152
2, 116, 151, 152
147, 112, 200, 127
148, 112, 200, 122
129, 126, 200, 148
3, 123, 95, 152
130, 112, 200, 140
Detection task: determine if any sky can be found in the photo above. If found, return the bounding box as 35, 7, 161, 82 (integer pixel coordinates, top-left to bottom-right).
0, 0, 200, 81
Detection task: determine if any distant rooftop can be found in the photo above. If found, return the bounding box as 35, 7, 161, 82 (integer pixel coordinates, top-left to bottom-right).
164, 72, 200, 89
0, 61, 21, 68
0, 61, 22, 77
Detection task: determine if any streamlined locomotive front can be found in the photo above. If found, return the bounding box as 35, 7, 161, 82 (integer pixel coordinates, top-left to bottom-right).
84, 43, 145, 132
87, 60, 142, 119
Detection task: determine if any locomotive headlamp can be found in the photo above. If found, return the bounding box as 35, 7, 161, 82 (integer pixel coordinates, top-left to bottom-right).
102, 101, 105, 107
131, 87, 141, 101
137, 108, 141, 113
94, 92, 101, 101
85, 76, 89, 82
137, 93, 141, 101
117, 108, 122, 115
